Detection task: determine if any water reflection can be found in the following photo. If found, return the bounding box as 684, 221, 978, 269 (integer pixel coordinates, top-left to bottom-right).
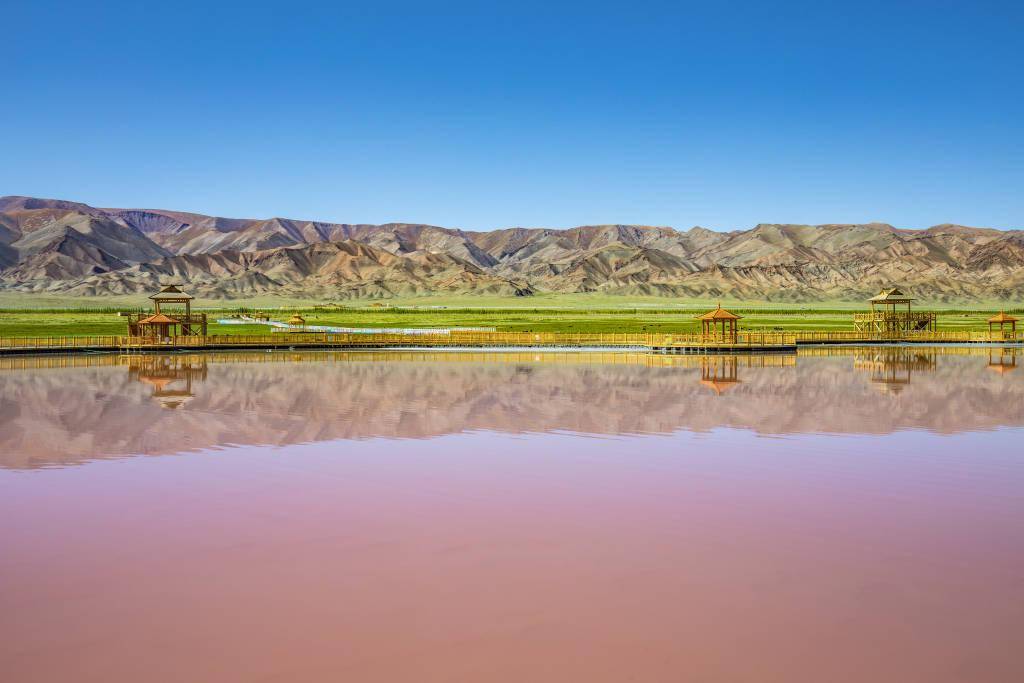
127, 356, 209, 409
0, 347, 1021, 468
691, 354, 798, 395
699, 357, 740, 395
853, 348, 938, 393
988, 348, 1018, 374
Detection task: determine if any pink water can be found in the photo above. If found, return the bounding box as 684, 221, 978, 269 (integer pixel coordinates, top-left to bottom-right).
1, 349, 1023, 681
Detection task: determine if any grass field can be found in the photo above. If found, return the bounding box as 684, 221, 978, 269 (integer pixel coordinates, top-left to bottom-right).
0, 300, 1016, 337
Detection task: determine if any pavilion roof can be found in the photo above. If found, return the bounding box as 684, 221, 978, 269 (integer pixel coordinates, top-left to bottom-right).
288, 314, 306, 324
138, 313, 180, 325
697, 304, 742, 321
988, 311, 1018, 323
869, 287, 913, 303
150, 284, 194, 301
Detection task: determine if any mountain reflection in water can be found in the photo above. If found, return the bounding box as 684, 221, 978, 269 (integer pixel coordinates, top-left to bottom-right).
0, 346, 1021, 469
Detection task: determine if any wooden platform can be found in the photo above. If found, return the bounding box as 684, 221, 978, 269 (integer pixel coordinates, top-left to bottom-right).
793, 331, 1024, 345
651, 343, 797, 354
0, 331, 799, 356
1, 330, 1021, 357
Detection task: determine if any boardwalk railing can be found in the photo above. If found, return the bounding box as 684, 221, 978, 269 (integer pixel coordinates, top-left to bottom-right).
3, 329, 1022, 354
0, 336, 122, 350
119, 331, 798, 349
793, 330, 1024, 343
0, 331, 796, 353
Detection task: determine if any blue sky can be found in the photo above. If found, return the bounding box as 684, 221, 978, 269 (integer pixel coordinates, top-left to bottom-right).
4, 0, 1022, 231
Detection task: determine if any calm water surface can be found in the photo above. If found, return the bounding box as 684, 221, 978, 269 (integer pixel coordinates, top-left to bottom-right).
2, 347, 1023, 682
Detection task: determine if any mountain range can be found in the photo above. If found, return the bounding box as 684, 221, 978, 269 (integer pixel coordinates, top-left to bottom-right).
2, 195, 1023, 301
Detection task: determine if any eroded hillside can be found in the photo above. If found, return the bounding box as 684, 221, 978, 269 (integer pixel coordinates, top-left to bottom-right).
2, 196, 1022, 301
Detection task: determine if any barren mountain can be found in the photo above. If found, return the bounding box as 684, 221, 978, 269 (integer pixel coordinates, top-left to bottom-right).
0, 205, 171, 281
24, 241, 530, 299
1, 195, 1022, 301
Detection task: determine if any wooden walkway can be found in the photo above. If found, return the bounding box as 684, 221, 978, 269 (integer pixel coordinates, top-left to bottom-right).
0, 331, 796, 355
1, 329, 1021, 357
793, 330, 1024, 344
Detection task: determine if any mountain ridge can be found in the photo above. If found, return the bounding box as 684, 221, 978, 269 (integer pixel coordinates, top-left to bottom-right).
1, 195, 1022, 301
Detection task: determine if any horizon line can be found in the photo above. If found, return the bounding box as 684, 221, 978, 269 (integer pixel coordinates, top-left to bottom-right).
1, 193, 1019, 234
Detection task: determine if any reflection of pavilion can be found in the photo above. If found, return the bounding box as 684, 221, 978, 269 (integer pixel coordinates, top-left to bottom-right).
987, 348, 1018, 374
127, 356, 209, 409
699, 356, 741, 395
853, 348, 938, 393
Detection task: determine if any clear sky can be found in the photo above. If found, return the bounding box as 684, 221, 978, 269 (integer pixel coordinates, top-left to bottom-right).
4, 0, 1022, 231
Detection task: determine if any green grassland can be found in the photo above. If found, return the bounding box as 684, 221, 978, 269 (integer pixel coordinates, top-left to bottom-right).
0, 295, 1016, 337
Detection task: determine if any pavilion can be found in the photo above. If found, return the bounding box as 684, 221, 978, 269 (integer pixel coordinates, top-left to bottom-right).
987, 311, 1018, 340
134, 313, 183, 338
125, 284, 208, 337
697, 304, 741, 343
853, 287, 936, 336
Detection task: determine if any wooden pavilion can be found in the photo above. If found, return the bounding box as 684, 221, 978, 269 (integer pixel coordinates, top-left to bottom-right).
125, 284, 207, 337
988, 312, 1018, 340
697, 304, 742, 343
288, 314, 307, 328
134, 313, 183, 338
853, 287, 936, 336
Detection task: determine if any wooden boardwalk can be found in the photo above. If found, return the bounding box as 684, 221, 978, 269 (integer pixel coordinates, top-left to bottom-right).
793, 330, 1024, 344
1, 329, 1021, 357
0, 331, 796, 355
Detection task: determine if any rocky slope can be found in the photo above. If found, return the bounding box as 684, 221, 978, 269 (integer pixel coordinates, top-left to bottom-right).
1, 195, 1022, 301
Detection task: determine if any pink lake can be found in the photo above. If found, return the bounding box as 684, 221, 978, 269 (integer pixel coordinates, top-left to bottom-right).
1, 348, 1023, 682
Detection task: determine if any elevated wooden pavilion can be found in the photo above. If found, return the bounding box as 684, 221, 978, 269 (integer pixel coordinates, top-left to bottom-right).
853, 287, 936, 336
125, 284, 207, 337
134, 313, 182, 338
988, 312, 1017, 340
697, 304, 742, 343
